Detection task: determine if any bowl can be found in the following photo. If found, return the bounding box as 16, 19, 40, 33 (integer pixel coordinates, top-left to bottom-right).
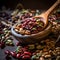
11, 22, 52, 43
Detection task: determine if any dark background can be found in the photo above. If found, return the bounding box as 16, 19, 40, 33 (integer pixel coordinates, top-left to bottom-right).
0, 0, 56, 10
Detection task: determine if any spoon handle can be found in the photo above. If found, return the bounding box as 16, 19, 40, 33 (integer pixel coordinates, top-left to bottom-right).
45, 0, 60, 16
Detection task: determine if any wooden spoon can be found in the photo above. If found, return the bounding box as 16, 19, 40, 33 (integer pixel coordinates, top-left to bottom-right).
34, 0, 60, 28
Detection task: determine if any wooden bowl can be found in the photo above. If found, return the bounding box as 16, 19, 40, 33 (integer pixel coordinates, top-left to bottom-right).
11, 22, 52, 43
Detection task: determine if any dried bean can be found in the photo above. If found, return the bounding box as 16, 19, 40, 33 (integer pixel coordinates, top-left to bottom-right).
39, 57, 45, 60
24, 51, 31, 56
22, 55, 30, 59
28, 44, 35, 50
44, 54, 51, 58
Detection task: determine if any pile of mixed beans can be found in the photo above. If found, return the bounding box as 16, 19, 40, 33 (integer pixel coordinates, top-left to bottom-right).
12, 9, 45, 35
14, 17, 44, 35
0, 5, 60, 60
